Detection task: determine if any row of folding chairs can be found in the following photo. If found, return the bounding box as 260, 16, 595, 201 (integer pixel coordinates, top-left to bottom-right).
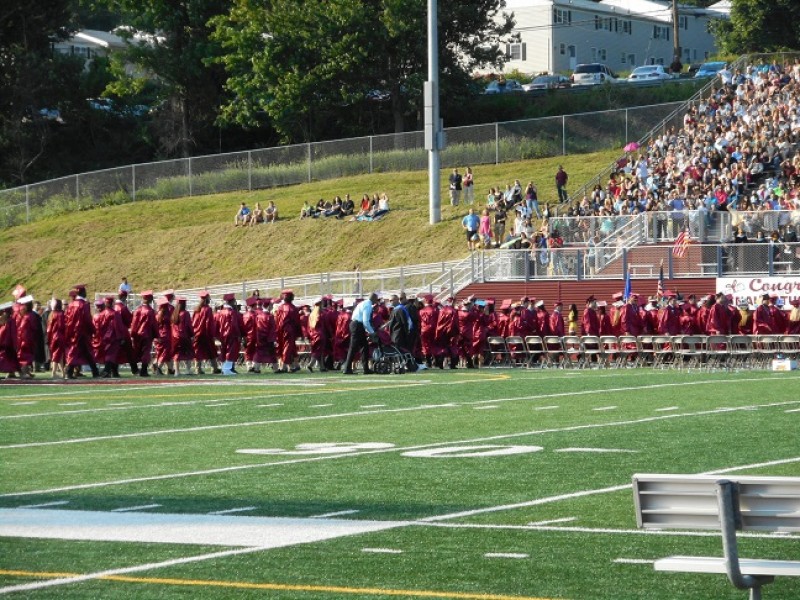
485, 334, 800, 371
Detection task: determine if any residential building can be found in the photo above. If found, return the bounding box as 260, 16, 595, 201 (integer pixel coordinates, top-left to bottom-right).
499, 0, 730, 76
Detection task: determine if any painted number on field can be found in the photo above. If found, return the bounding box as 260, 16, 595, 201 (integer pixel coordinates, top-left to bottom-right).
402, 445, 544, 458
237, 442, 395, 456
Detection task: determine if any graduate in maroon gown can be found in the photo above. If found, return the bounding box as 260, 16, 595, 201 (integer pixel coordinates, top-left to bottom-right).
46, 298, 67, 378
216, 293, 243, 375
114, 292, 137, 373
620, 295, 643, 336
457, 300, 478, 368
153, 297, 174, 375
255, 298, 278, 370
582, 296, 600, 337
92, 299, 106, 366
753, 294, 774, 334
0, 302, 20, 377
306, 298, 328, 372
597, 301, 614, 336
549, 301, 565, 337
192, 291, 219, 375
95, 296, 127, 377
333, 302, 351, 367
15, 296, 38, 378
65, 287, 98, 378
171, 296, 194, 376
321, 296, 338, 370
788, 299, 800, 334
242, 296, 260, 372
274, 289, 301, 373
418, 294, 440, 367
435, 297, 459, 369
130, 290, 159, 377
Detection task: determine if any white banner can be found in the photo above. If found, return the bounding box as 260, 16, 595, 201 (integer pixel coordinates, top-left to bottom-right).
717, 276, 800, 308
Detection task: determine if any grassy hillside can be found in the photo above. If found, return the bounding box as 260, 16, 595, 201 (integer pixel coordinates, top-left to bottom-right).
0, 149, 618, 299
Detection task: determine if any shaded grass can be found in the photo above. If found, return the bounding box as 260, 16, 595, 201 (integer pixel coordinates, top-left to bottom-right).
0, 150, 618, 298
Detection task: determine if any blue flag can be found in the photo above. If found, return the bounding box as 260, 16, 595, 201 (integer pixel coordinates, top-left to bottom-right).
623, 267, 632, 301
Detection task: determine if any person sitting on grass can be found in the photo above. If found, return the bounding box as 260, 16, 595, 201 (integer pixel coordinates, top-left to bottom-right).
324, 196, 343, 218
250, 202, 264, 225
234, 202, 251, 226
264, 201, 278, 223
342, 194, 355, 217
300, 200, 317, 219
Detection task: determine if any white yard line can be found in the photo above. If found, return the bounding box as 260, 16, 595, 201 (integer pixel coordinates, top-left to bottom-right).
614, 558, 655, 564
17, 500, 69, 509
553, 448, 638, 453
592, 406, 617, 411
362, 548, 403, 554
485, 553, 528, 559
309, 510, 360, 519
6, 400, 800, 498
110, 504, 161, 512
527, 517, 576, 526
207, 506, 258, 515
9, 402, 37, 406
655, 406, 679, 412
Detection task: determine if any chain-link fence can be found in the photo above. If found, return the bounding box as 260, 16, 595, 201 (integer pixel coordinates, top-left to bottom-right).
0, 102, 686, 228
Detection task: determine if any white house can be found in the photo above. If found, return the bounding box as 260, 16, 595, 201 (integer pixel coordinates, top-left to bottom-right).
498, 0, 730, 76
52, 29, 127, 66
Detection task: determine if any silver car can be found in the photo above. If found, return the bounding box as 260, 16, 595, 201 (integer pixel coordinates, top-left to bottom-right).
571, 63, 619, 86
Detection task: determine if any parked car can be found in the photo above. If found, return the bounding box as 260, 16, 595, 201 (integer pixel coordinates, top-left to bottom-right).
484, 79, 523, 94
522, 74, 571, 91
694, 61, 727, 78
571, 63, 619, 86
628, 65, 672, 82
87, 98, 150, 117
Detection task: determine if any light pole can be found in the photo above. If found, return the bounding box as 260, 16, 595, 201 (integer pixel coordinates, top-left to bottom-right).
425, 0, 444, 224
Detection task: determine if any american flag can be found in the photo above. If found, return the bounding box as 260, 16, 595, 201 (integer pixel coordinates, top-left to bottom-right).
657, 263, 665, 298
673, 230, 690, 258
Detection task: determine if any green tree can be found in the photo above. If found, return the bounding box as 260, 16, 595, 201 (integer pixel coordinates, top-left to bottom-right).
97, 0, 231, 157
0, 0, 81, 184
212, 0, 515, 142
716, 0, 800, 54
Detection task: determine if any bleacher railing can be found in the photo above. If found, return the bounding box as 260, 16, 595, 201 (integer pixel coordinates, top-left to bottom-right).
1, 102, 686, 228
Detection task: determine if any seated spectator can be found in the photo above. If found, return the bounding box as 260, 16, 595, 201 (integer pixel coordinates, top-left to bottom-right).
300, 200, 317, 219
372, 193, 390, 219
324, 196, 343, 218
250, 202, 264, 225
342, 194, 355, 216
234, 202, 251, 226
316, 198, 327, 214
265, 201, 278, 223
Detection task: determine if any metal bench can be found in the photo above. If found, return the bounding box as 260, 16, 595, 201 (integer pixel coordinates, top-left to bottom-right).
633, 473, 800, 599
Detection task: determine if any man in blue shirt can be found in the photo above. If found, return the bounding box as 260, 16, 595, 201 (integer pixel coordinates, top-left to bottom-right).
343, 292, 379, 374
462, 208, 480, 251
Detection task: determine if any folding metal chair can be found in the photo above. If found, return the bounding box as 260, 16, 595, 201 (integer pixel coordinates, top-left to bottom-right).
637, 335, 655, 367
599, 335, 619, 369
704, 335, 730, 371
524, 336, 545, 368
674, 335, 706, 370
651, 335, 674, 369
580, 335, 602, 368
505, 336, 528, 367
779, 334, 800, 361
616, 335, 640, 368
543, 336, 565, 368
728, 335, 753, 370
754, 335, 780, 369
561, 335, 584, 368
487, 336, 511, 367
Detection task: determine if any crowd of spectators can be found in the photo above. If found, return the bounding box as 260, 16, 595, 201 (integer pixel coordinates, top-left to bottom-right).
233, 192, 390, 226
558, 59, 800, 242
461, 59, 800, 256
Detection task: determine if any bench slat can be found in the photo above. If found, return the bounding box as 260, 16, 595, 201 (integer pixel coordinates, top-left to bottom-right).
655, 556, 800, 577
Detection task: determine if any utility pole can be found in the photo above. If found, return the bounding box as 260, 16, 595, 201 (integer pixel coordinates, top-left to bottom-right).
671, 0, 681, 71
425, 0, 444, 225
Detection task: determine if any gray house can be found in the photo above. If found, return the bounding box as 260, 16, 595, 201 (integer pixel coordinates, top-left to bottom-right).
499, 0, 730, 76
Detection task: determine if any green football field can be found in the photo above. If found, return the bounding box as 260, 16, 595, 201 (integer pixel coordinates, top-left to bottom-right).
1, 368, 799, 599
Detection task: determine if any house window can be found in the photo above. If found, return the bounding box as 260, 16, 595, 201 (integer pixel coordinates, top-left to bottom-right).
595, 16, 600, 30
683, 48, 691, 62
621, 52, 627, 64
591, 47, 597, 62
599, 48, 607, 61
560, 43, 566, 55
553, 8, 572, 25
653, 25, 670, 40
628, 54, 636, 66
679, 15, 688, 30
509, 43, 526, 61
622, 20, 632, 34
